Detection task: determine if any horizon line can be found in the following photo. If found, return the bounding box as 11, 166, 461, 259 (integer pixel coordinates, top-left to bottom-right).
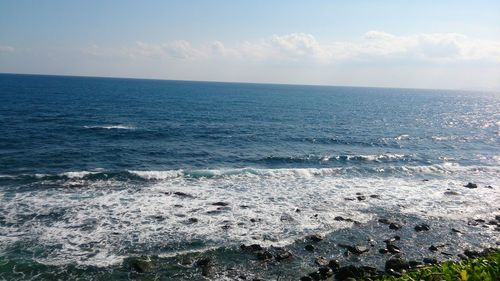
0, 71, 497, 94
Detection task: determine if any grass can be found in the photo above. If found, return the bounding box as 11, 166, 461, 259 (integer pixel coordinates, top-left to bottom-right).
378, 250, 499, 281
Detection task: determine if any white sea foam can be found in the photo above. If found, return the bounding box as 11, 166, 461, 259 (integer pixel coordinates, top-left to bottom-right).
0, 165, 498, 267
83, 124, 135, 130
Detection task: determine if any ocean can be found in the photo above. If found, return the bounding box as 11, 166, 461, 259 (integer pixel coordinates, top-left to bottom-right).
0, 73, 498, 280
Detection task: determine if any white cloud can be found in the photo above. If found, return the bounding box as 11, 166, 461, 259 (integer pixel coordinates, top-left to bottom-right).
0, 45, 15, 53
82, 31, 500, 64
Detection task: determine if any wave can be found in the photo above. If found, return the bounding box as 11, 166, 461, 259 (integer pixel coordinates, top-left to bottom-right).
260, 153, 416, 164
83, 124, 135, 130
1, 163, 498, 185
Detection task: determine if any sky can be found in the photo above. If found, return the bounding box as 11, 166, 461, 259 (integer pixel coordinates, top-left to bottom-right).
1, 0, 500, 90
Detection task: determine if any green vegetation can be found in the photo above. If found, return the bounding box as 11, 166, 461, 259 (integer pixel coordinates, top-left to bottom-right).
378, 251, 499, 281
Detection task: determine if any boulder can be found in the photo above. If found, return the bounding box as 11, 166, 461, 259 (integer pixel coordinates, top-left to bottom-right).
385, 258, 409, 272
414, 223, 430, 232
464, 182, 477, 188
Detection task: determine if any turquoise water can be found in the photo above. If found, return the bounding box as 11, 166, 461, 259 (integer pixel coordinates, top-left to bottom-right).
0, 74, 499, 280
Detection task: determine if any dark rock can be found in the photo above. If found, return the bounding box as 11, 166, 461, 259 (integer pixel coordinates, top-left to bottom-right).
328, 259, 340, 272
196, 257, 214, 276
173, 192, 194, 198
305, 244, 315, 252
300, 277, 313, 281
339, 244, 369, 254
173, 204, 183, 208
334, 216, 346, 221
464, 182, 477, 188
429, 245, 439, 252
423, 258, 438, 264
486, 185, 494, 189
444, 191, 460, 196
451, 228, 462, 233
308, 271, 321, 280
315, 256, 328, 266
378, 218, 395, 225
496, 215, 500, 221
487, 220, 498, 225
475, 219, 486, 223
458, 254, 467, 260
379, 248, 389, 254
387, 244, 401, 254
336, 265, 365, 280
275, 250, 293, 261
385, 258, 409, 272
212, 202, 229, 206
414, 223, 430, 232
370, 194, 380, 198
408, 260, 423, 268
187, 217, 198, 224
250, 218, 260, 223
357, 196, 366, 201
128, 257, 154, 273
249, 244, 263, 251
206, 210, 222, 215
389, 222, 402, 230
295, 208, 301, 212
256, 250, 272, 261
344, 197, 355, 201
239, 205, 249, 209
306, 233, 324, 242
464, 249, 481, 259
394, 235, 401, 240
318, 267, 333, 278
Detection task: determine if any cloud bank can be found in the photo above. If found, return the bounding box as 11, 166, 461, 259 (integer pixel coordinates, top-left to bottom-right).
84, 31, 500, 64
0, 45, 14, 53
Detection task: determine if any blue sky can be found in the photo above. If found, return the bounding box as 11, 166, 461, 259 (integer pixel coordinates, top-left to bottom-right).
1, 0, 499, 90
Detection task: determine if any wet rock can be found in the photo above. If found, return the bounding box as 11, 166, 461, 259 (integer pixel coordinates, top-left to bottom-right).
389, 222, 402, 230
275, 250, 293, 261
315, 256, 329, 266
385, 258, 409, 272
187, 217, 198, 224
379, 248, 389, 254
370, 194, 380, 199
464, 182, 477, 188
128, 257, 154, 273
173, 204, 183, 208
212, 202, 229, 206
423, 258, 438, 264
487, 220, 498, 225
250, 218, 260, 223
444, 191, 460, 195
300, 277, 313, 281
464, 249, 481, 259
451, 228, 462, 233
256, 250, 272, 261
239, 205, 249, 209
414, 223, 430, 232
172, 191, 194, 198
318, 267, 333, 278
195, 257, 215, 276
240, 244, 263, 252
306, 233, 325, 242
357, 195, 366, 201
339, 244, 369, 254
328, 259, 340, 272
429, 245, 439, 252
387, 244, 401, 254
496, 215, 500, 221
409, 260, 423, 268
336, 265, 365, 280
295, 208, 301, 212
378, 218, 392, 224
305, 244, 315, 252
344, 197, 356, 201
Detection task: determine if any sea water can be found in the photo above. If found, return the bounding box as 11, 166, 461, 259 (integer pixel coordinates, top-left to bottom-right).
0, 74, 498, 280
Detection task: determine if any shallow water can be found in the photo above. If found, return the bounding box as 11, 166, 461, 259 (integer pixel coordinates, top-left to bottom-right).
0, 74, 499, 280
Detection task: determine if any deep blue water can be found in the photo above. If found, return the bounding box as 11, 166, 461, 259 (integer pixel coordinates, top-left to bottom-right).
0, 74, 499, 280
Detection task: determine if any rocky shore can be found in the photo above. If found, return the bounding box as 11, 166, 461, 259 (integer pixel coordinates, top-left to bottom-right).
120, 182, 499, 281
